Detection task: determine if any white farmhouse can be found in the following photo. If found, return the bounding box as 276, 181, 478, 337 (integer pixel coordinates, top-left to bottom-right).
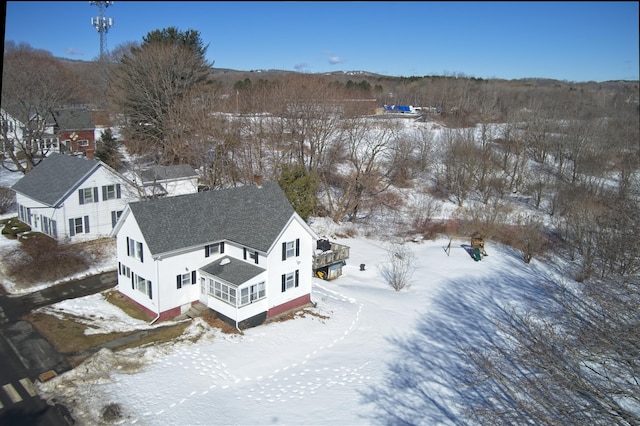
11, 152, 138, 240
110, 181, 318, 328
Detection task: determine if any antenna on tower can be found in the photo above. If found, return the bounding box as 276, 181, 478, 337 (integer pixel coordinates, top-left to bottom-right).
90, 1, 114, 60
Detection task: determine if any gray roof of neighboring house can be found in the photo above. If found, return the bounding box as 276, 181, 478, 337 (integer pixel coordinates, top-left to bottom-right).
128, 181, 296, 256
201, 256, 265, 286
140, 164, 198, 184
1, 101, 52, 125
11, 153, 101, 206
51, 108, 94, 131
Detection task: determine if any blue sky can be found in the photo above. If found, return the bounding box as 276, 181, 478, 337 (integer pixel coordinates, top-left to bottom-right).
4, 1, 639, 82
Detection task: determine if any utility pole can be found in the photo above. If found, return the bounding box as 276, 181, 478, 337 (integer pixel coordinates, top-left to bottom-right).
90, 1, 114, 60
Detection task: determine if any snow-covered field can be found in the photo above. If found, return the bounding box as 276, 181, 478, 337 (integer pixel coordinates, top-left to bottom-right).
27, 228, 561, 425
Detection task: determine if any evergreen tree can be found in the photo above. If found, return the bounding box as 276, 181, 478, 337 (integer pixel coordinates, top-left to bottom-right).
278, 164, 319, 221
95, 128, 123, 170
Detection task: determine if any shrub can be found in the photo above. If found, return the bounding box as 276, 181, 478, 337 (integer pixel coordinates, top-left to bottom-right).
1, 217, 31, 239
0, 187, 16, 214
379, 243, 416, 291
4, 233, 89, 284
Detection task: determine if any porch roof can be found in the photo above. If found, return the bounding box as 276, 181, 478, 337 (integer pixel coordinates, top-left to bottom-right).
200, 256, 265, 286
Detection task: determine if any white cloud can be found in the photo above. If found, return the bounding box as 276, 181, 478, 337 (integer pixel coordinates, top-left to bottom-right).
65, 47, 84, 56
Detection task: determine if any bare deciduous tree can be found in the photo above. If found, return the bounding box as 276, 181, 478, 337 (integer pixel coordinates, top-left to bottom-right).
108, 30, 213, 164
321, 117, 400, 223
467, 277, 640, 426
2, 43, 79, 173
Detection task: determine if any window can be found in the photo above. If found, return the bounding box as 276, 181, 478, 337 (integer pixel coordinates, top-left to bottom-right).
286, 241, 295, 258
181, 272, 192, 286
118, 263, 131, 278
239, 282, 266, 306
177, 271, 196, 289
49, 219, 57, 238
102, 184, 122, 201
111, 210, 123, 228
136, 241, 143, 261
251, 282, 266, 301
281, 270, 299, 292
127, 237, 144, 262
282, 239, 300, 260
131, 272, 152, 299
205, 242, 224, 257
69, 216, 89, 236
78, 139, 89, 147
244, 248, 259, 264
208, 278, 238, 306
18, 205, 26, 223
78, 187, 98, 204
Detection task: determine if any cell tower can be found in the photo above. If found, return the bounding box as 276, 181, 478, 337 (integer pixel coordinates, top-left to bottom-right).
90, 1, 114, 59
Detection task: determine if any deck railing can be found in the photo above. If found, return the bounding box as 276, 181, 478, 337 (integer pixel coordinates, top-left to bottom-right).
313, 242, 350, 269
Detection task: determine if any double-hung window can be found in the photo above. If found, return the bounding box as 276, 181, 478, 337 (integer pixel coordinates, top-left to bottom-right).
78, 187, 98, 204
69, 216, 90, 236
131, 272, 152, 299
126, 237, 144, 262
281, 270, 299, 292
205, 242, 224, 257
111, 210, 123, 228
177, 271, 196, 289
243, 248, 259, 264
102, 184, 122, 201
282, 239, 300, 260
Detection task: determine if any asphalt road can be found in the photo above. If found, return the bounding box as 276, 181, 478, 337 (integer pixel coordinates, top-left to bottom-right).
0, 270, 117, 425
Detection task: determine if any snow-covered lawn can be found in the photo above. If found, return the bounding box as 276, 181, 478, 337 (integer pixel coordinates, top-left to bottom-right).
33, 232, 561, 425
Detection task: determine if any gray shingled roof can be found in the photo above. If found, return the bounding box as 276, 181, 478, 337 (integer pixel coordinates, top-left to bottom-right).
201, 256, 265, 286
51, 108, 94, 131
140, 164, 197, 183
129, 181, 296, 256
11, 153, 101, 206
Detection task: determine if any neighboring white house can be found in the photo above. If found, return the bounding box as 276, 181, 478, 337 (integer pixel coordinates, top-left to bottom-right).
11, 152, 138, 241
110, 181, 318, 328
1, 104, 60, 157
